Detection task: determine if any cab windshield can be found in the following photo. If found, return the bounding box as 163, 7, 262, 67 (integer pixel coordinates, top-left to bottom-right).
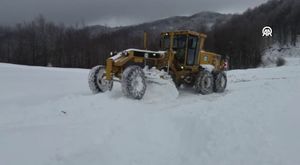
161, 34, 187, 63
161, 35, 187, 50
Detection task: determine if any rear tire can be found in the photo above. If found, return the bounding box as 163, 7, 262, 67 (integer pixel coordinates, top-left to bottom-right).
213, 71, 227, 93
194, 70, 214, 95
88, 65, 113, 94
121, 65, 146, 99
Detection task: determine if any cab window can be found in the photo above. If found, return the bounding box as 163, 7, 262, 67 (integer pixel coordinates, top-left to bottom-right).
186, 36, 198, 65
173, 35, 187, 64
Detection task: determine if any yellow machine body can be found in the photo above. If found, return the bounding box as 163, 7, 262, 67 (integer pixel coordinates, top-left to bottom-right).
105, 30, 227, 85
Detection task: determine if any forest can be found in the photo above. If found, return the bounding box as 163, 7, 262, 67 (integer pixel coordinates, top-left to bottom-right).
0, 0, 299, 69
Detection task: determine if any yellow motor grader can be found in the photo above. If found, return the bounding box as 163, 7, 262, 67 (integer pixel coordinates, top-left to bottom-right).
88, 30, 228, 99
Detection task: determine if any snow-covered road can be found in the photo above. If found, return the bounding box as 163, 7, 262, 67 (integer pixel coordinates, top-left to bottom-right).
1, 58, 300, 165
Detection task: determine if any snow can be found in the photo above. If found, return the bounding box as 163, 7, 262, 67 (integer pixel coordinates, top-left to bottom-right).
262, 42, 300, 67
200, 64, 215, 72
110, 49, 166, 61
1, 58, 300, 165
110, 52, 123, 60
143, 67, 179, 102
126, 48, 166, 55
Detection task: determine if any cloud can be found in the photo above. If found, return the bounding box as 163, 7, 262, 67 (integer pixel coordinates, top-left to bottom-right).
0, 0, 268, 26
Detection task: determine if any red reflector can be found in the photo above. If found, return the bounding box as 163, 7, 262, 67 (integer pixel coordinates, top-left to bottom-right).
224, 62, 228, 69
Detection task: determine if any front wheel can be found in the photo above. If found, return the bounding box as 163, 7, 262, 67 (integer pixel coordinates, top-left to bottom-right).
194, 70, 214, 95
88, 65, 113, 94
121, 65, 147, 99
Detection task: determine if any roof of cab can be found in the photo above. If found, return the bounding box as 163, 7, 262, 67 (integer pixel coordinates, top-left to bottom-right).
161, 30, 207, 38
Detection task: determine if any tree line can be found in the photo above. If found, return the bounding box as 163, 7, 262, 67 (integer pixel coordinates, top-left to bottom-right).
209, 0, 300, 69
0, 0, 299, 69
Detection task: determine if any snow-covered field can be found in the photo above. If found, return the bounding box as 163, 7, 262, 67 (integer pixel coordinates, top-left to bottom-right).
1, 58, 300, 165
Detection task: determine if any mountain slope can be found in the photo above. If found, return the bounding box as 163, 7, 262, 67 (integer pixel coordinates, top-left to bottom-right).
88, 11, 231, 36
1, 58, 300, 165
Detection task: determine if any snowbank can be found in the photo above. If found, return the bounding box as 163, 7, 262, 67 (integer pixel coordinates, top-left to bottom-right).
143, 67, 179, 102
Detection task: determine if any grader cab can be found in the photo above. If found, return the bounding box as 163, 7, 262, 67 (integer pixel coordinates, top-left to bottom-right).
88, 30, 228, 99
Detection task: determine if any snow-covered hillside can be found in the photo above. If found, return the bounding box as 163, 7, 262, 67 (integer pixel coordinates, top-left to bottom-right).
1, 59, 300, 165
262, 43, 300, 67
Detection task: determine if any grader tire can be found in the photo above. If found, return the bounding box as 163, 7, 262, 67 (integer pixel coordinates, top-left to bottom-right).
121, 65, 146, 100
88, 65, 113, 94
213, 71, 227, 93
194, 70, 214, 95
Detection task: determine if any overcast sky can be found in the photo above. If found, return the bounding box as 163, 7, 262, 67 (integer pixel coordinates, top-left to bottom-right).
0, 0, 268, 27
